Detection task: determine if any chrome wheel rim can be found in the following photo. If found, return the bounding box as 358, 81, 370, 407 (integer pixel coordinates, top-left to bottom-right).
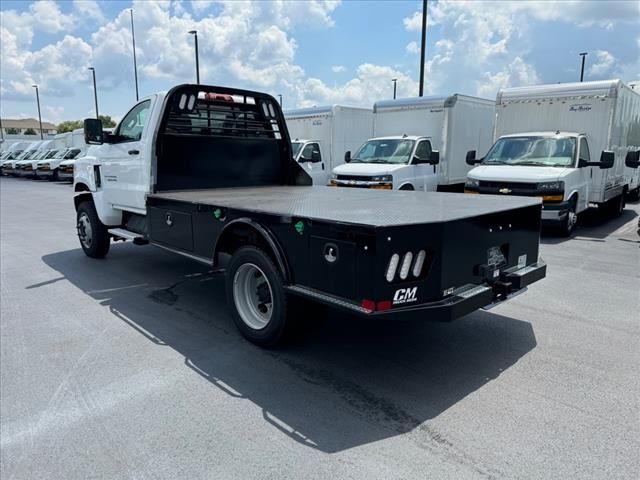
568, 210, 577, 229
233, 263, 273, 330
77, 212, 93, 248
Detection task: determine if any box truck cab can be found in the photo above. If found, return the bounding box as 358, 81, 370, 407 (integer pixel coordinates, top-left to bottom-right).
332, 95, 495, 192
466, 80, 640, 236
285, 105, 373, 185
331, 135, 440, 190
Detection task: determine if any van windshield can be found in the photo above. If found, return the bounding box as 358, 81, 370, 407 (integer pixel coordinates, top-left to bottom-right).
484, 136, 576, 167
351, 139, 415, 164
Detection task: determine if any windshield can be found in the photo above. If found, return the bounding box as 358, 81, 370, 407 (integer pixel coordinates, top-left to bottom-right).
352, 139, 415, 164
64, 148, 81, 159
291, 142, 303, 158
484, 136, 576, 167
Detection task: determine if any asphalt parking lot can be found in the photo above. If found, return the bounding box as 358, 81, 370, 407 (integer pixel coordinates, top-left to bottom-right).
1, 176, 638, 480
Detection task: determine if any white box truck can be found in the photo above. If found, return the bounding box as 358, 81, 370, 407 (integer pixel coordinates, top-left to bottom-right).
331, 95, 495, 192
36, 128, 87, 180
285, 105, 373, 185
465, 79, 640, 236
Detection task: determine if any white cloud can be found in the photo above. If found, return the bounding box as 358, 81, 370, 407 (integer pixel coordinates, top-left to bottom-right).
405, 41, 418, 55
587, 50, 616, 77
72, 0, 107, 24
477, 57, 540, 98
331, 65, 346, 73
297, 63, 418, 107
190, 0, 214, 13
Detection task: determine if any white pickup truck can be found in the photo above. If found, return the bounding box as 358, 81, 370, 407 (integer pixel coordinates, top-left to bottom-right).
331, 94, 494, 192
465, 79, 640, 236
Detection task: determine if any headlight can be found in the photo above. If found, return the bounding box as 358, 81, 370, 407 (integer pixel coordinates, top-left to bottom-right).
330, 173, 337, 180
371, 175, 392, 182
537, 181, 564, 191
465, 178, 479, 188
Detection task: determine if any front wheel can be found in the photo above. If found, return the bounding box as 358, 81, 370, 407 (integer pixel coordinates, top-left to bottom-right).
77, 201, 110, 258
559, 199, 578, 237
225, 246, 292, 347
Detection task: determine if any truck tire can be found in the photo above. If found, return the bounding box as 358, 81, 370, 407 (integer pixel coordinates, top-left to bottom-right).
559, 198, 577, 237
76, 201, 110, 258
225, 246, 292, 347
609, 194, 625, 218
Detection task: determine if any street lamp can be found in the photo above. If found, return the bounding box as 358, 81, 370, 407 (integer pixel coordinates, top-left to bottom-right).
419, 0, 428, 96
189, 30, 200, 84
88, 67, 99, 119
392, 78, 398, 100
32, 85, 44, 139
130, 9, 139, 101
579, 52, 588, 82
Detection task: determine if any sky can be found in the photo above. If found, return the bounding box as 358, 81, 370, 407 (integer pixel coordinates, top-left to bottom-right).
1, 0, 639, 124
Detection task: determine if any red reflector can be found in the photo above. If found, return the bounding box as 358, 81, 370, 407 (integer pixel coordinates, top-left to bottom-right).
377, 300, 392, 312
361, 299, 375, 312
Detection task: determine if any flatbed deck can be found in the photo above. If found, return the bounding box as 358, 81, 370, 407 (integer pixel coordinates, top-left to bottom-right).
150, 186, 540, 227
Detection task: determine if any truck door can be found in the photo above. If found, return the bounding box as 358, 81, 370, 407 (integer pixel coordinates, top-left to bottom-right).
413, 139, 438, 192
100, 99, 152, 212
298, 142, 328, 185
575, 136, 591, 212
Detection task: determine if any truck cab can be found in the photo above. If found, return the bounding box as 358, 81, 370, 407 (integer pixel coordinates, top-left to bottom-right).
330, 135, 440, 191
291, 138, 326, 185
465, 131, 615, 235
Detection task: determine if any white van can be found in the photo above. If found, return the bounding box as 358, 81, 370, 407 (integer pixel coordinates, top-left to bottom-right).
285, 105, 373, 185
465, 79, 640, 235
331, 95, 495, 191
37, 129, 86, 180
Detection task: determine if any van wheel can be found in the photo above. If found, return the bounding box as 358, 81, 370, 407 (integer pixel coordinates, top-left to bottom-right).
609, 194, 625, 217
77, 201, 110, 258
399, 184, 414, 191
559, 199, 577, 237
226, 246, 292, 347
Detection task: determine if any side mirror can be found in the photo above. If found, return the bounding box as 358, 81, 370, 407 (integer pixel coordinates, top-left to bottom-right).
466, 150, 480, 166
311, 150, 321, 163
344, 150, 351, 163
599, 150, 614, 169
84, 118, 103, 145
578, 158, 589, 168
625, 150, 640, 168
429, 150, 440, 165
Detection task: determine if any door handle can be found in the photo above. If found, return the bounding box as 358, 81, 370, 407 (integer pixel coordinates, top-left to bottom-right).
128, 149, 140, 155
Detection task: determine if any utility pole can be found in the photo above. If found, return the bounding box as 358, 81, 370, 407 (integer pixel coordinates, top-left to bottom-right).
189, 30, 200, 84
392, 78, 398, 99
130, 9, 139, 100
419, 0, 428, 96
579, 52, 588, 82
277, 94, 283, 108
88, 67, 99, 119
32, 85, 44, 139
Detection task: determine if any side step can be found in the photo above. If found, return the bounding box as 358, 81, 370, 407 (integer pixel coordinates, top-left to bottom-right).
108, 228, 149, 245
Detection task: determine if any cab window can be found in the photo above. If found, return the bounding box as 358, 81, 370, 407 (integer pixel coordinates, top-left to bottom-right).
414, 140, 432, 161
116, 100, 151, 142
301, 143, 321, 162
579, 137, 590, 163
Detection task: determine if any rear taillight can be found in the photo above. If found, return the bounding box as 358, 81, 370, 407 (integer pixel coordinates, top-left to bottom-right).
385, 249, 428, 282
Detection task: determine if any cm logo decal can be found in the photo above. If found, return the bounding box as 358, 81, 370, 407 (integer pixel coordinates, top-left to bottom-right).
393, 287, 418, 305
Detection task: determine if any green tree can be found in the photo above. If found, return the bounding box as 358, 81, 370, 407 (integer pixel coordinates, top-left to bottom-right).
57, 120, 83, 133
6, 128, 19, 135
24, 128, 37, 135
98, 115, 116, 128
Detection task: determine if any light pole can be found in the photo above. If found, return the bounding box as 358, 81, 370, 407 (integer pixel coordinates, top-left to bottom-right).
278, 94, 282, 107
392, 78, 398, 99
189, 30, 200, 84
419, 0, 428, 96
579, 52, 588, 82
88, 67, 99, 119
130, 9, 139, 101
32, 85, 44, 139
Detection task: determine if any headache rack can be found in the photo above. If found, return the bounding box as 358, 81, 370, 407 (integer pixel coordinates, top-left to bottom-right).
154, 84, 304, 192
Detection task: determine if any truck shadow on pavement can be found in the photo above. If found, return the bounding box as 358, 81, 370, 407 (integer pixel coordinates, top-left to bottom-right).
542, 208, 638, 244
42, 245, 537, 455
